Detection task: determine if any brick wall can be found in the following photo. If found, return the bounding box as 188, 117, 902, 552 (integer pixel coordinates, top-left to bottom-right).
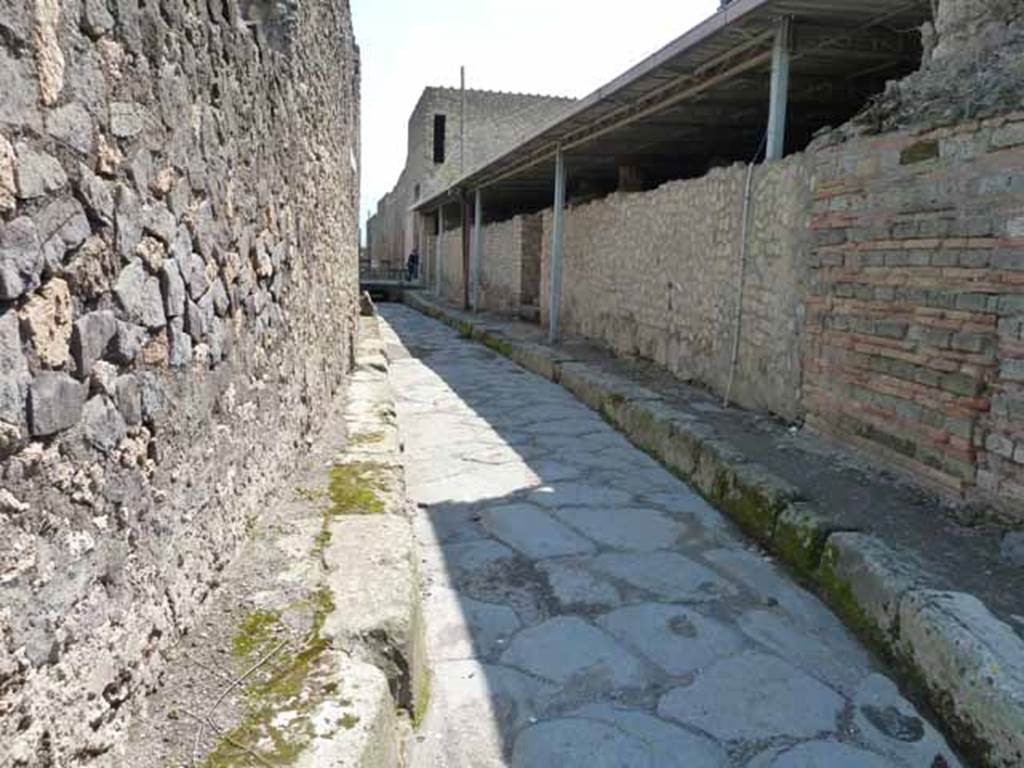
805, 114, 1024, 512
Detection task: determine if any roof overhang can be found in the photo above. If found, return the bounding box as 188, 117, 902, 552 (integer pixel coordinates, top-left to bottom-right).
413, 0, 929, 220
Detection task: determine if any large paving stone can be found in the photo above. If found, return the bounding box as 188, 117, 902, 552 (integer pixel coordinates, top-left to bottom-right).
571, 704, 728, 768
737, 608, 871, 695
852, 674, 961, 768
528, 482, 634, 509
598, 603, 745, 677
424, 587, 521, 662
512, 719, 654, 768
554, 506, 686, 551
422, 660, 557, 766
481, 503, 596, 559
657, 651, 845, 741
747, 741, 893, 768
591, 551, 738, 603
500, 616, 648, 689
537, 559, 622, 612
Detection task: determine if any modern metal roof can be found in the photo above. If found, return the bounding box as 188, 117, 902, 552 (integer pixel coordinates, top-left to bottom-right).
415, 0, 930, 220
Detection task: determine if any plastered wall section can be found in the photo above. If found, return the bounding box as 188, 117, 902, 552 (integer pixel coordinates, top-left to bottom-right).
0, 0, 360, 762
804, 114, 1024, 515
540, 156, 813, 421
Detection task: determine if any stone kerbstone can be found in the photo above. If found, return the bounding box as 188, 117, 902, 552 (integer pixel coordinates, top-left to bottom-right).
323, 515, 427, 716
71, 310, 118, 377
15, 145, 66, 198
0, 309, 30, 425
28, 372, 85, 436
115, 259, 166, 329
818, 533, 926, 638
657, 651, 845, 741
1001, 532, 1024, 567
82, 395, 126, 454
897, 590, 1024, 767
19, 277, 72, 368
0, 216, 43, 300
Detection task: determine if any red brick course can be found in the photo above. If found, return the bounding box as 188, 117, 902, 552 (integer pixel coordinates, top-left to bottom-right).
804, 116, 1024, 517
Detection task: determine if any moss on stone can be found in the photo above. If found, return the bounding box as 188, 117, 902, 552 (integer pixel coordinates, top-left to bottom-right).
349, 430, 385, 446
202, 589, 340, 767
232, 610, 285, 660
327, 462, 385, 516
338, 713, 360, 730
481, 334, 514, 358
412, 671, 431, 730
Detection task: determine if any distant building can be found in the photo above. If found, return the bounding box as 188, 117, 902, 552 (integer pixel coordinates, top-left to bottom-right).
366, 87, 574, 271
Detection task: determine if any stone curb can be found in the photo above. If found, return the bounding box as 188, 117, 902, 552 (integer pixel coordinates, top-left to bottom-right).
403, 291, 1024, 768
313, 313, 427, 766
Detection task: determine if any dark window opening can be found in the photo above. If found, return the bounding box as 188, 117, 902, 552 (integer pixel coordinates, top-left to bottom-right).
433, 114, 446, 164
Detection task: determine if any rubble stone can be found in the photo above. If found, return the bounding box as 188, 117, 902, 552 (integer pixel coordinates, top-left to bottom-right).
28, 372, 85, 436
18, 277, 72, 368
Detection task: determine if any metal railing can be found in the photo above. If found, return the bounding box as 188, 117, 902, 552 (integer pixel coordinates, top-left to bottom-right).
359, 267, 423, 284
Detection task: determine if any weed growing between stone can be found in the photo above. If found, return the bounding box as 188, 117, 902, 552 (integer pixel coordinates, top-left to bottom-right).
327, 462, 386, 516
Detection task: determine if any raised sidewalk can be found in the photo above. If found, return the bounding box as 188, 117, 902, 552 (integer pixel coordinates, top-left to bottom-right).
405, 290, 1024, 768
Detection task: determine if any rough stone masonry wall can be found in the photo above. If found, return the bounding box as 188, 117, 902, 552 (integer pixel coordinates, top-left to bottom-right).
804, 114, 1024, 515
540, 157, 813, 421
0, 0, 360, 763
440, 222, 464, 307
478, 215, 524, 314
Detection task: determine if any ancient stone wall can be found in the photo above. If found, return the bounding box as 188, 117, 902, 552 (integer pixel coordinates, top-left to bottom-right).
0, 0, 360, 762
440, 220, 464, 307
539, 157, 813, 421
367, 88, 574, 270
478, 214, 543, 314
805, 114, 1024, 515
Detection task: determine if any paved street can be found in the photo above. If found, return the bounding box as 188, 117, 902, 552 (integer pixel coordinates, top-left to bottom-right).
379, 304, 959, 768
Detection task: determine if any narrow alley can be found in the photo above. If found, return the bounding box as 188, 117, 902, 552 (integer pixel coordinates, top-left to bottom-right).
380, 304, 959, 767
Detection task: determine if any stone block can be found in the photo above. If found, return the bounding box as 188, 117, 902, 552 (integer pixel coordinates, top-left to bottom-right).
0, 216, 43, 300
167, 317, 191, 368
898, 590, 1024, 767
82, 395, 127, 453
115, 259, 166, 329
15, 145, 66, 198
0, 309, 30, 425
28, 372, 85, 436
0, 132, 14, 212
71, 310, 117, 377
45, 103, 93, 154
77, 163, 114, 223
19, 277, 72, 368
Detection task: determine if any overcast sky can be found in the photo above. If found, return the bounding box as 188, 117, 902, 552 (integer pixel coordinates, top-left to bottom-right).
351, 0, 719, 241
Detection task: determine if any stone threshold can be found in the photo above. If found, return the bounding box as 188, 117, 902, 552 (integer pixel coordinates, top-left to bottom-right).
122, 312, 421, 768
404, 290, 1024, 768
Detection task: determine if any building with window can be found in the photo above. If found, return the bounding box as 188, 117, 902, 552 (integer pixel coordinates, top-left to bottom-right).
366, 87, 574, 273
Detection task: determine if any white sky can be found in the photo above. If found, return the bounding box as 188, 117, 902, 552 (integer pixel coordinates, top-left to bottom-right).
351, 0, 720, 241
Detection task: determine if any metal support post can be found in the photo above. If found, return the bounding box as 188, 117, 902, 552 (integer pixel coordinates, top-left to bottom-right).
471, 189, 483, 311
548, 147, 567, 345
436, 206, 444, 296
766, 16, 792, 162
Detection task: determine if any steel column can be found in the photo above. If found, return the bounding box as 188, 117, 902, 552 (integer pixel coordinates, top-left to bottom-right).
766, 16, 792, 162
436, 206, 444, 296
471, 189, 483, 311
548, 148, 567, 345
